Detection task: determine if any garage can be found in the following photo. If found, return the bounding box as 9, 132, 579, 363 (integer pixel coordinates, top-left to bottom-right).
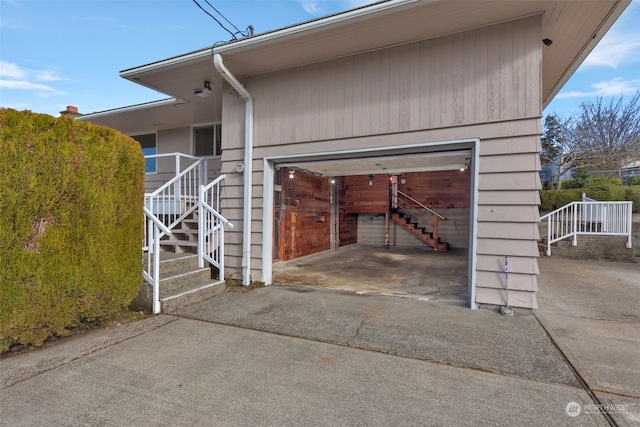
267, 146, 474, 306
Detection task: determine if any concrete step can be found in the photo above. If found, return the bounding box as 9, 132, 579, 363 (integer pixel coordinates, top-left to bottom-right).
159, 240, 197, 254
145, 253, 199, 275
160, 281, 225, 313
137, 253, 224, 313
159, 267, 213, 297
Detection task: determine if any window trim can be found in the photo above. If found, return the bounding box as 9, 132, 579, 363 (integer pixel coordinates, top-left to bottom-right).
191, 122, 222, 158
130, 131, 158, 175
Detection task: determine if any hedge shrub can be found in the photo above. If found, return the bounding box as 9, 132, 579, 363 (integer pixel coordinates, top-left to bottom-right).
540, 183, 640, 212
0, 109, 145, 352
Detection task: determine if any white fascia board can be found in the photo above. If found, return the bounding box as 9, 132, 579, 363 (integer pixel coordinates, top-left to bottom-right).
120, 49, 212, 80
118, 0, 425, 79
213, 0, 424, 55
543, 0, 631, 108
76, 98, 183, 121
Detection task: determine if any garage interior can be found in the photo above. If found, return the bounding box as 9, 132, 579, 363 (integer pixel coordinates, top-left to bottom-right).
271, 149, 473, 305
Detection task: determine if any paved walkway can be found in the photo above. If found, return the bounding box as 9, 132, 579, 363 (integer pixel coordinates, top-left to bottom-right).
1, 257, 638, 426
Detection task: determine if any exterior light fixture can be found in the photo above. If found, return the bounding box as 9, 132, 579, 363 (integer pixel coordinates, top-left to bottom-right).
289, 169, 295, 179
194, 80, 212, 97
542, 38, 553, 46
368, 174, 374, 186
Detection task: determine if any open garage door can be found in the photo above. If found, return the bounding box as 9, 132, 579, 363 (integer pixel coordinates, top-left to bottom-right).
263, 142, 478, 307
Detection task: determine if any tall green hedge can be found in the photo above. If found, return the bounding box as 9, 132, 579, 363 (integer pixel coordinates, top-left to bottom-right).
0, 109, 145, 352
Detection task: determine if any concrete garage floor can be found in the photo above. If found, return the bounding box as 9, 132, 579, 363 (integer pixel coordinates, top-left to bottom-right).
272, 243, 469, 305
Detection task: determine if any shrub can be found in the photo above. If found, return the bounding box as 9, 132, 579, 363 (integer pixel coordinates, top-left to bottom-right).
540, 185, 640, 213
0, 109, 145, 352
561, 168, 591, 189
625, 187, 640, 212
583, 182, 627, 202
626, 175, 640, 186
539, 188, 582, 210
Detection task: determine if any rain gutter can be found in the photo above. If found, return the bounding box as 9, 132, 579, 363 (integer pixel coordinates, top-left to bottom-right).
213, 53, 254, 286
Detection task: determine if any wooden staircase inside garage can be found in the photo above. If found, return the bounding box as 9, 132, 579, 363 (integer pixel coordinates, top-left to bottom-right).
391, 189, 448, 251
391, 210, 448, 251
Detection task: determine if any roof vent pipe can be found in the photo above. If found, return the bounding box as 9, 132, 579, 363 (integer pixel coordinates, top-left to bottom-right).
213, 53, 254, 286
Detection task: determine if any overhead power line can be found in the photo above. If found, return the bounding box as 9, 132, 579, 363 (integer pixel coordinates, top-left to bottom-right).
192, 0, 254, 41
192, 0, 237, 40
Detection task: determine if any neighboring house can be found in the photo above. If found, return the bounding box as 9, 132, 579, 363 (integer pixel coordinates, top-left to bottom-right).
79, 0, 630, 310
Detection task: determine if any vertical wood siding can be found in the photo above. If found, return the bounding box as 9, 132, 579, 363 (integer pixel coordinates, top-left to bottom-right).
247, 16, 540, 146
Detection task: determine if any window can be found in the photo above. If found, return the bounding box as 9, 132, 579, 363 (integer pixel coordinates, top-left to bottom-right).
132, 133, 157, 173
194, 124, 222, 157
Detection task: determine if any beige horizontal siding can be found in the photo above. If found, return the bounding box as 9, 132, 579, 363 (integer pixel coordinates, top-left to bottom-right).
477, 222, 540, 240
478, 191, 540, 206
477, 206, 540, 223
479, 135, 542, 156
475, 287, 538, 310
476, 271, 538, 292
479, 172, 541, 191
477, 239, 540, 257
476, 255, 540, 275
479, 153, 541, 174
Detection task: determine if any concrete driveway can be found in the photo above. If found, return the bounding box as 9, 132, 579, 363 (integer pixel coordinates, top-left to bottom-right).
535, 256, 640, 426
0, 256, 638, 426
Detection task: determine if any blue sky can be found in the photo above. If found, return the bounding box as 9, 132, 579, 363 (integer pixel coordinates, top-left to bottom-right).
1, 0, 639, 119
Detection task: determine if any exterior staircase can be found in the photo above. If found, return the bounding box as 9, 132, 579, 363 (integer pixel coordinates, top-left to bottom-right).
136, 253, 225, 313
159, 211, 199, 254
391, 210, 448, 251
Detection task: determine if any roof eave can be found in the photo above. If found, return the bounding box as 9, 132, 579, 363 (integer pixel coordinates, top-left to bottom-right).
118, 0, 425, 80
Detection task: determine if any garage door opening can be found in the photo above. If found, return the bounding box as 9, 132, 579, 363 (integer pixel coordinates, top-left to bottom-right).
268, 147, 473, 305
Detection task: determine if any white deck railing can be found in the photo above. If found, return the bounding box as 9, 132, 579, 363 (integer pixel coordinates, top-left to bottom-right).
540, 195, 633, 256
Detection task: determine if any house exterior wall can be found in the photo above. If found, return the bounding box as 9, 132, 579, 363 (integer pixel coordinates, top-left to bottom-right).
219, 16, 543, 308
142, 126, 222, 193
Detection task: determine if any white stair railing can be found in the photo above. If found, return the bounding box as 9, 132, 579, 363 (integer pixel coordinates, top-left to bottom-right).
540, 197, 633, 256
144, 153, 207, 235
143, 207, 172, 314
142, 152, 217, 314
198, 175, 234, 277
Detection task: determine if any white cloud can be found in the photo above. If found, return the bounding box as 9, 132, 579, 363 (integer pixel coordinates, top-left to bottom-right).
297, 0, 377, 16
556, 77, 640, 99
0, 60, 25, 79
35, 70, 63, 81
0, 61, 66, 97
344, 0, 378, 8
583, 33, 640, 68
297, 0, 322, 15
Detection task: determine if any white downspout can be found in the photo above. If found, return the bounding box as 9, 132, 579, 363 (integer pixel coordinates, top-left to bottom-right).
213, 53, 254, 286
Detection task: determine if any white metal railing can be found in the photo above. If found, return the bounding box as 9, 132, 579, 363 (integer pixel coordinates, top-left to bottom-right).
141, 153, 228, 314
198, 175, 234, 277
143, 207, 172, 314
144, 153, 209, 235
540, 196, 633, 256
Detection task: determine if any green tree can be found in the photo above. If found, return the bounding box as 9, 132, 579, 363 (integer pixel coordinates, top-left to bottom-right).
540, 114, 576, 189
